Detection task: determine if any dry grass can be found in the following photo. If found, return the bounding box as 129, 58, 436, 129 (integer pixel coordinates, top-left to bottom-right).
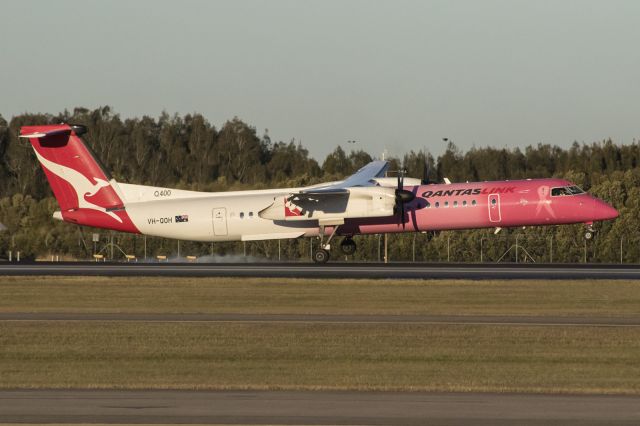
1, 276, 640, 316
1, 321, 640, 394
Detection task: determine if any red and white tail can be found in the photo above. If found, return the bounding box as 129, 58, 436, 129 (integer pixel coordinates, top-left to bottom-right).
20, 124, 139, 233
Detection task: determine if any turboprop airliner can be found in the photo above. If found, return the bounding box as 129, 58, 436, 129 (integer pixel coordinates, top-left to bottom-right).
20, 124, 619, 263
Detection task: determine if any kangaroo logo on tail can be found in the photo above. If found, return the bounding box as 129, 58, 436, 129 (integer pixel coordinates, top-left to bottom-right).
21, 124, 140, 234
33, 149, 123, 223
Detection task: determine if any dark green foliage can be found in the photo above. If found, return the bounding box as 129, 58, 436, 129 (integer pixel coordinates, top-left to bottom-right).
0, 107, 638, 262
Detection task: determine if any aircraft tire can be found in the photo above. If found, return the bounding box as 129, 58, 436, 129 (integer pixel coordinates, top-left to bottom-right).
340, 238, 357, 255
313, 249, 330, 264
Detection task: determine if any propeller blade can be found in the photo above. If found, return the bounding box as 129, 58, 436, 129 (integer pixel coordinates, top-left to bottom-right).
395, 169, 413, 228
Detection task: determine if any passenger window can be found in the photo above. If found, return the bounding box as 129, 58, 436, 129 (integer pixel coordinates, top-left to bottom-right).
453, 201, 458, 207
472, 200, 477, 206
491, 198, 497, 205
425, 201, 431, 208
444, 201, 449, 207
249, 212, 254, 218
435, 201, 440, 208
240, 212, 244, 219
462, 200, 467, 206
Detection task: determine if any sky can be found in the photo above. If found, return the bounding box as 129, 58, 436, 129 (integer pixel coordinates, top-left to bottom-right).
1, 0, 639, 160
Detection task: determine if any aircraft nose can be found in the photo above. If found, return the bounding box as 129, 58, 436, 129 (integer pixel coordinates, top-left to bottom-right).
594, 199, 619, 221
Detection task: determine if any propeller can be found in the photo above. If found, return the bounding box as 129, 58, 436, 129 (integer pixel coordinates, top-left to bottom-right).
395, 169, 415, 229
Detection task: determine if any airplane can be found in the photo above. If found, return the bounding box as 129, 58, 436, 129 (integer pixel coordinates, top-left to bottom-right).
20, 123, 619, 263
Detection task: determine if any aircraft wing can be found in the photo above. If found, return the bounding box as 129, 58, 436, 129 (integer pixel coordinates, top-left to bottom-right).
300, 160, 389, 195
259, 160, 396, 221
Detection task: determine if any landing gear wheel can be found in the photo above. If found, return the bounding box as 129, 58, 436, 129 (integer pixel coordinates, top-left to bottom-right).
313, 249, 330, 264
584, 230, 594, 240
340, 238, 357, 255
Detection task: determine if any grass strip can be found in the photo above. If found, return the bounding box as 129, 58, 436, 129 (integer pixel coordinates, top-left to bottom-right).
1, 276, 640, 317
1, 321, 639, 394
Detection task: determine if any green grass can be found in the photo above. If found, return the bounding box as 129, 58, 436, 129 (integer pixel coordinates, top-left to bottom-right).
1, 276, 640, 316
2, 276, 640, 394
1, 321, 639, 394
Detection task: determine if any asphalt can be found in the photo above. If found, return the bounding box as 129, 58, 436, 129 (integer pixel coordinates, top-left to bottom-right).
2, 261, 640, 279
1, 389, 639, 425
1, 312, 639, 327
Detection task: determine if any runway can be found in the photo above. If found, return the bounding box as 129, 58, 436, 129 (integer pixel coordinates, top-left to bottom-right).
2, 262, 640, 279
2, 264, 639, 425
1, 312, 639, 327
1, 389, 639, 425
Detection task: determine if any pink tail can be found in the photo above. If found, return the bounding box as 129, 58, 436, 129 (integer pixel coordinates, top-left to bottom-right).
20, 124, 139, 233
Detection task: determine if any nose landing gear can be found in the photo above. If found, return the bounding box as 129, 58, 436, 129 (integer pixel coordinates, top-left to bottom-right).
584, 225, 596, 240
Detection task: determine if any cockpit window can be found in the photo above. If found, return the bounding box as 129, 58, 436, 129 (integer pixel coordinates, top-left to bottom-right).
551, 185, 585, 196
567, 185, 585, 195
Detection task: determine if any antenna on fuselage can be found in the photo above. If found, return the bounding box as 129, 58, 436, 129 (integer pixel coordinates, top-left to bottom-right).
441, 138, 452, 185
421, 146, 430, 185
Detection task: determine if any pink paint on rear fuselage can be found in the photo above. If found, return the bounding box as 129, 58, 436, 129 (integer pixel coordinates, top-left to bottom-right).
346, 178, 618, 235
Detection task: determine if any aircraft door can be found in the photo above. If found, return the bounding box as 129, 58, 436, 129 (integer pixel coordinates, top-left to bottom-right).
488, 194, 501, 222
212, 207, 228, 236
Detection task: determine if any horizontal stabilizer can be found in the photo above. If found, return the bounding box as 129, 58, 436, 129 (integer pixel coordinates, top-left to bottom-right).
19, 128, 71, 139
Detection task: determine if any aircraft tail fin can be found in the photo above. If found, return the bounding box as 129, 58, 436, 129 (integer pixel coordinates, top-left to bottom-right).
20, 124, 139, 233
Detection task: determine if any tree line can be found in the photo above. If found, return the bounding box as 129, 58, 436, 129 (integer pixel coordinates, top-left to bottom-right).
0, 106, 638, 263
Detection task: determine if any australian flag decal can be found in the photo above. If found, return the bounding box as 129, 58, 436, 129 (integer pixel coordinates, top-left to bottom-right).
175, 214, 189, 223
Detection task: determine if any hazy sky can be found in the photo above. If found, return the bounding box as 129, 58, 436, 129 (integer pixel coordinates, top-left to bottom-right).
1, 0, 639, 160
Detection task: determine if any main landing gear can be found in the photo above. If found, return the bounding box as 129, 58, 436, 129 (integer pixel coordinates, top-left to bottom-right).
312, 225, 358, 264
340, 237, 357, 255
313, 249, 330, 264
312, 224, 338, 264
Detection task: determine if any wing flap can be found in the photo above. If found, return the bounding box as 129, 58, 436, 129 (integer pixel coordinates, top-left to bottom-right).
241, 231, 306, 241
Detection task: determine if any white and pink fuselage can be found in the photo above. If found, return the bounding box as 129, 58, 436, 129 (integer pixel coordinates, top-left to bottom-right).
21, 124, 618, 244
71, 178, 618, 242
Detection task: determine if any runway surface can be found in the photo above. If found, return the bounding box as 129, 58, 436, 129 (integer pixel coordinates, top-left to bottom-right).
1, 312, 639, 327
1, 389, 639, 425
2, 261, 640, 279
